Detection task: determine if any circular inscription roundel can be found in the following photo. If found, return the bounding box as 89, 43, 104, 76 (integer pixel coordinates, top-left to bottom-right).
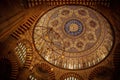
33, 5, 114, 69
64, 19, 83, 36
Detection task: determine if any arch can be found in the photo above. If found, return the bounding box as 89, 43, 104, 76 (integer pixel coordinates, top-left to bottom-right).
88, 66, 113, 80
0, 56, 19, 80
15, 39, 33, 68
35, 63, 55, 80
59, 72, 84, 80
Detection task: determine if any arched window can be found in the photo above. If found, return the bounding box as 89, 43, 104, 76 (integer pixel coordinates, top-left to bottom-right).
64, 77, 79, 80
29, 74, 37, 80
59, 72, 84, 80
15, 42, 27, 64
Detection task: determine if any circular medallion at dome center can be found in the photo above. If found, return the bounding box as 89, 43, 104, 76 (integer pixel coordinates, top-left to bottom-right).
64, 19, 83, 36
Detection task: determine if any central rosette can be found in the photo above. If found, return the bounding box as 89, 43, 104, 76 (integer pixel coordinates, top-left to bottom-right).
69, 24, 79, 32
64, 19, 83, 36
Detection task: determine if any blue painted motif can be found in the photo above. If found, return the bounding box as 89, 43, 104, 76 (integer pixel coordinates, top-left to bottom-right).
64, 19, 83, 36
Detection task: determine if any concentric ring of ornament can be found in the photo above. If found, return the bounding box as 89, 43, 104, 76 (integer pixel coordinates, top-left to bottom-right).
64, 19, 83, 36
33, 5, 114, 69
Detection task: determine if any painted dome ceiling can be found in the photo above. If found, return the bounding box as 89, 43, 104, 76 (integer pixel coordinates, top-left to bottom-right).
33, 5, 113, 69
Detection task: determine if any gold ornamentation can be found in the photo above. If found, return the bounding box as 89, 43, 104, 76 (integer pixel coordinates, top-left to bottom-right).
33, 5, 114, 70
61, 10, 70, 15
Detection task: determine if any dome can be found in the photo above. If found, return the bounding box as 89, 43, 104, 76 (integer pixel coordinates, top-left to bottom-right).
33, 5, 113, 69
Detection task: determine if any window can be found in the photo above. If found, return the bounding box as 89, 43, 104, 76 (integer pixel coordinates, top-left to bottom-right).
15, 42, 27, 64
60, 72, 83, 80
64, 77, 79, 80
29, 75, 37, 80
